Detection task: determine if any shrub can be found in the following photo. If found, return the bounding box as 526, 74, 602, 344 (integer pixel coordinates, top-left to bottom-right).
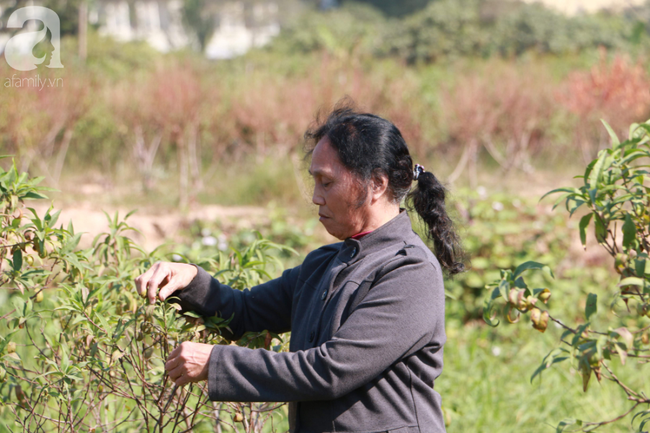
0, 159, 293, 432
372, 0, 636, 64
483, 120, 650, 431
491, 4, 628, 57
268, 3, 385, 58
378, 0, 488, 63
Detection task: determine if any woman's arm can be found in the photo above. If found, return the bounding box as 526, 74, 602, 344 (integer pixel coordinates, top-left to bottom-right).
136, 261, 302, 387
204, 256, 445, 402
175, 265, 300, 338
135, 261, 301, 339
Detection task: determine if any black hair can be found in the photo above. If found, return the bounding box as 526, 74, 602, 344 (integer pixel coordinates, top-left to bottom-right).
304, 102, 465, 276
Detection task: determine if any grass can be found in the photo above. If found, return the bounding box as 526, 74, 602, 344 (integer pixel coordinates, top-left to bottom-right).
440, 322, 646, 432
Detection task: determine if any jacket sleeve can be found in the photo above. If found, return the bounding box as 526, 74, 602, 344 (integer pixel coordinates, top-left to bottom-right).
206, 256, 445, 402
175, 264, 300, 339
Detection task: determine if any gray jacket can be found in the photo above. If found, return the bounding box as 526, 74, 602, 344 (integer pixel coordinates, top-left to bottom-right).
178, 210, 447, 433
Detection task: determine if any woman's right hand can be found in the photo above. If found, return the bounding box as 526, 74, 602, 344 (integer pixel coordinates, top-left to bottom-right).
135, 262, 198, 304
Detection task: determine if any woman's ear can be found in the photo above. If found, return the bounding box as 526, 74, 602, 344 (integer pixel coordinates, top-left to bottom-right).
370, 171, 390, 203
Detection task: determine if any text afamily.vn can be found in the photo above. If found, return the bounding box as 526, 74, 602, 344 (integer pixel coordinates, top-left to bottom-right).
4, 74, 64, 90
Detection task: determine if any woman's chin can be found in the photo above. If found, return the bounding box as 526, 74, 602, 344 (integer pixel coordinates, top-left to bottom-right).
320, 222, 343, 240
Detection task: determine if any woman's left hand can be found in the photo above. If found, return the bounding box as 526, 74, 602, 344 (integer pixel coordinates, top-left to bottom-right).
165, 342, 213, 386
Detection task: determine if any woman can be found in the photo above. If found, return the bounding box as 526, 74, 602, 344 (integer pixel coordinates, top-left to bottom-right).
135, 106, 465, 433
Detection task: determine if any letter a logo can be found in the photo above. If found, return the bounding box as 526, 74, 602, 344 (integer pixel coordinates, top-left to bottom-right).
4, 6, 64, 71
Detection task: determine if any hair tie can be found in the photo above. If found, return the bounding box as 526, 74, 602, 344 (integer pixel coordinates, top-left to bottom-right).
413, 164, 425, 180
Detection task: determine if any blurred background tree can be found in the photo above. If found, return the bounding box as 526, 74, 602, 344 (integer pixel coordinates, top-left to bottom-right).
181, 0, 219, 51
341, 0, 432, 17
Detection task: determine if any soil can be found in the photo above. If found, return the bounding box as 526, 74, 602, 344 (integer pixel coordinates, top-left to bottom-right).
28, 201, 271, 252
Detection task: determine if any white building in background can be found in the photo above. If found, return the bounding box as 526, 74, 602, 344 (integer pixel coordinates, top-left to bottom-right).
95, 0, 279, 58
205, 2, 280, 59
525, 0, 646, 15
0, 0, 280, 59
94, 0, 189, 52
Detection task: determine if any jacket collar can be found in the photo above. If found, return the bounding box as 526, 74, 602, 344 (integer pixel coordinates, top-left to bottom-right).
338, 209, 413, 264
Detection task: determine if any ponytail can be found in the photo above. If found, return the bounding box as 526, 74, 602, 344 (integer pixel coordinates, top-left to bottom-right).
407, 171, 465, 276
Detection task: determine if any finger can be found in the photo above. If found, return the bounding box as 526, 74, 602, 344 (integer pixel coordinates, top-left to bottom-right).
174, 368, 195, 387
168, 364, 184, 381
158, 278, 186, 302
174, 374, 190, 387
135, 265, 157, 298
165, 354, 181, 372
135, 276, 144, 297
147, 263, 169, 304
169, 343, 183, 358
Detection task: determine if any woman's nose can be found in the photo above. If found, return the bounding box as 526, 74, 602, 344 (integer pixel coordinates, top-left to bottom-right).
312, 189, 325, 206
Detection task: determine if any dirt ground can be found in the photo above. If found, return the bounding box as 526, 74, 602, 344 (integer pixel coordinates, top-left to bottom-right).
29, 201, 272, 252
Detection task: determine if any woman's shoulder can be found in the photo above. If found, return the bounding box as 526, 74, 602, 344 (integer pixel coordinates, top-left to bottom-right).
379, 242, 443, 283
381, 232, 443, 276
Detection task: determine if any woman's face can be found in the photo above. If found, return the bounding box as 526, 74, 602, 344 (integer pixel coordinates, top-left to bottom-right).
309, 137, 371, 240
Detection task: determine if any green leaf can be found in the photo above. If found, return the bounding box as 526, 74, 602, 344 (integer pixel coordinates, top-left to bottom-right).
483, 300, 500, 327
635, 257, 647, 277
12, 249, 22, 272
585, 293, 598, 320
531, 348, 569, 383
601, 119, 620, 148
11, 217, 21, 228
588, 188, 598, 207
47, 209, 61, 228
588, 150, 609, 188
4, 352, 21, 362
12, 297, 25, 316
182, 311, 202, 319
59, 233, 83, 256
125, 209, 138, 220
612, 327, 633, 350
567, 199, 586, 217
579, 213, 592, 248
583, 159, 597, 183
22, 191, 48, 200
622, 213, 637, 249
556, 418, 579, 433
618, 277, 645, 287
540, 187, 581, 202
95, 313, 110, 334
514, 261, 554, 279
